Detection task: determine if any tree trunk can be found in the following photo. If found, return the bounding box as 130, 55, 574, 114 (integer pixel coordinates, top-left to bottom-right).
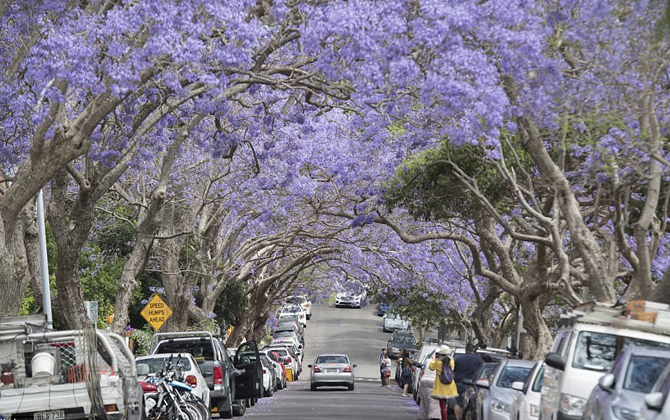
47, 170, 94, 329
520, 298, 553, 360
0, 205, 35, 317
111, 187, 167, 333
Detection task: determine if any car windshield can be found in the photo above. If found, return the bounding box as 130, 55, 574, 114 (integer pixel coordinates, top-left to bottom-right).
137, 356, 192, 374
496, 366, 532, 388
573, 332, 670, 372
395, 335, 416, 345
315, 355, 349, 364
623, 355, 670, 393
155, 342, 215, 361
274, 331, 295, 338
531, 366, 544, 393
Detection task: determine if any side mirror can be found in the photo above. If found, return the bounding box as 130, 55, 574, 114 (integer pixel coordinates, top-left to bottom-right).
352, 364, 358, 368
307, 364, 313, 368
544, 352, 566, 371
645, 392, 664, 411
136, 363, 150, 376
511, 381, 524, 392
475, 378, 490, 388
598, 374, 615, 392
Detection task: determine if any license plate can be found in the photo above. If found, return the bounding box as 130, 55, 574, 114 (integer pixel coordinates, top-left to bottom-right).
34, 410, 65, 420
325, 369, 338, 373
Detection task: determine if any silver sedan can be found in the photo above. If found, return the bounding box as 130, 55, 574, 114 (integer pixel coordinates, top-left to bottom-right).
308, 354, 357, 391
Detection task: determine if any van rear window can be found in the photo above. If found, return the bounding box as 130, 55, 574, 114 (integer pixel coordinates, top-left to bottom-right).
573, 331, 670, 372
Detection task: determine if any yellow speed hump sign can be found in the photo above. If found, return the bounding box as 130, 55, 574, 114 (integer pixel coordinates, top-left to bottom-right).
140, 294, 173, 331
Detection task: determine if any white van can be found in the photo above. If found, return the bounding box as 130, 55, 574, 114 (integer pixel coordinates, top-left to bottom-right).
540, 304, 670, 420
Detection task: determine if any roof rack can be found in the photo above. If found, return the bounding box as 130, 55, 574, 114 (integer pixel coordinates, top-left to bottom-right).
559, 302, 670, 337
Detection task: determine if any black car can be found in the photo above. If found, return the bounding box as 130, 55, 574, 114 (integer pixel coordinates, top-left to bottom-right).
386, 330, 417, 359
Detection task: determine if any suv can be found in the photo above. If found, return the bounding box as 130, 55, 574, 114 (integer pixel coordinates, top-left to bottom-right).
151, 331, 261, 418
541, 303, 670, 420
582, 346, 670, 420
285, 295, 312, 320
383, 313, 409, 332
386, 330, 417, 359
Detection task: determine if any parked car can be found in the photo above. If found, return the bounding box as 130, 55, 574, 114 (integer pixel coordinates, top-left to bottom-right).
275, 318, 304, 339
541, 304, 670, 420
279, 305, 307, 327
638, 360, 670, 420
387, 330, 417, 359
285, 295, 312, 320
510, 362, 544, 420
264, 345, 301, 378
261, 349, 287, 390
151, 331, 260, 418
272, 327, 303, 346
277, 314, 305, 336
382, 312, 410, 332
308, 353, 357, 391
411, 344, 442, 402
471, 359, 534, 420
334, 291, 363, 308
136, 353, 211, 408
258, 353, 277, 397
582, 346, 670, 420
461, 362, 499, 420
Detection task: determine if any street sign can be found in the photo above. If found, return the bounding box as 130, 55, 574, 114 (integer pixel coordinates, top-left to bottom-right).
84, 301, 98, 325
140, 294, 173, 331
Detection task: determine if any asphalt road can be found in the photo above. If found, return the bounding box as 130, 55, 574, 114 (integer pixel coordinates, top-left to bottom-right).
244, 303, 420, 419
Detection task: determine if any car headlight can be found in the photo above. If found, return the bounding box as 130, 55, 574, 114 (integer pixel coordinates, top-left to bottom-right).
529, 404, 540, 417
559, 394, 587, 417
612, 406, 637, 420
491, 399, 511, 413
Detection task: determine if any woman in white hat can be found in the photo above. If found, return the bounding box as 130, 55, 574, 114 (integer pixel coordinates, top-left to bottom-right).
429, 345, 458, 420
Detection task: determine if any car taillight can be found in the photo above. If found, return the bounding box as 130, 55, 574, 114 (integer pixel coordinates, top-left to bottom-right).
343, 365, 352, 373
213, 366, 223, 385
140, 382, 157, 393
263, 368, 267, 374
185, 375, 197, 388
312, 365, 321, 373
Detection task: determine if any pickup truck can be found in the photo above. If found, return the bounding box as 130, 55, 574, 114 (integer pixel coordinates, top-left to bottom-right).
0, 315, 143, 420
150, 331, 261, 418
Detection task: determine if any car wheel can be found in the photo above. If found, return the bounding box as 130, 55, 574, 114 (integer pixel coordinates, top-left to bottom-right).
348, 383, 354, 391
310, 383, 317, 391
232, 399, 246, 417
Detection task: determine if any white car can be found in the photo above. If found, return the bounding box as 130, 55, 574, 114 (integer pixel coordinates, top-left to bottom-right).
382, 313, 409, 332
280, 305, 307, 327
285, 295, 312, 319
511, 361, 544, 420
136, 353, 211, 407
265, 345, 302, 377
334, 292, 363, 308
260, 350, 287, 390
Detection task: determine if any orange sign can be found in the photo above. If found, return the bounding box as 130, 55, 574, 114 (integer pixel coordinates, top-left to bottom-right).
140, 294, 173, 330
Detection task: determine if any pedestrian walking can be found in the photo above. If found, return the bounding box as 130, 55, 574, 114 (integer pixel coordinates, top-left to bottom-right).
401, 357, 414, 396
417, 360, 442, 420
453, 343, 484, 419
429, 345, 458, 420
